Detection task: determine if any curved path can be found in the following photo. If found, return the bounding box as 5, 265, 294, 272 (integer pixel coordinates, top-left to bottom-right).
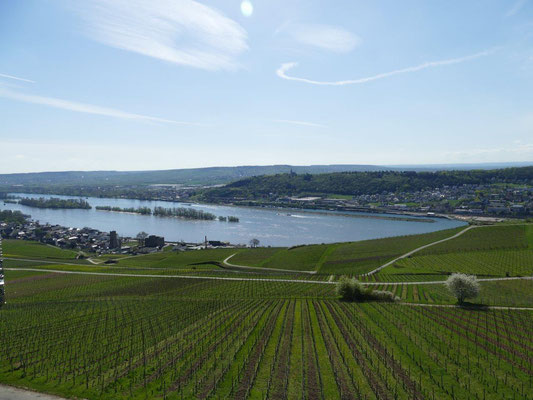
222, 253, 316, 274
364, 225, 475, 275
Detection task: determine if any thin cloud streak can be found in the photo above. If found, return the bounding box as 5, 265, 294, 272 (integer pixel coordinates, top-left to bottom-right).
276, 49, 498, 86
76, 0, 248, 71
505, 0, 528, 17
274, 119, 327, 128
0, 88, 205, 126
0, 73, 35, 83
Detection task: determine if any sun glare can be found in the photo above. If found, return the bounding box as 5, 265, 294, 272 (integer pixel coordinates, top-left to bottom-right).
240, 1, 253, 17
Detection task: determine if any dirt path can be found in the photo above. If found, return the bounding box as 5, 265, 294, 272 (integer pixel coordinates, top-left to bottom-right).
365, 276, 533, 285
364, 225, 475, 275
0, 385, 66, 400
223, 253, 316, 274
400, 302, 533, 311
5, 267, 532, 287
4, 267, 332, 284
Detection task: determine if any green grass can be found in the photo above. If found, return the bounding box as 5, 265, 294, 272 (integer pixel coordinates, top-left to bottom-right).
230, 247, 282, 266
419, 224, 529, 255
260, 244, 330, 271
232, 245, 329, 272
3, 239, 79, 260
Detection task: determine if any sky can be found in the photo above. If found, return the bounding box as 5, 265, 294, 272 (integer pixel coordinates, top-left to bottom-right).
0, 0, 532, 173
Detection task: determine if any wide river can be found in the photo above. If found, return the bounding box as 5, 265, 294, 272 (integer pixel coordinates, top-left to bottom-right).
1, 193, 465, 247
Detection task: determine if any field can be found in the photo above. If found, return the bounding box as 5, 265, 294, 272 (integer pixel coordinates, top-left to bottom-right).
1, 224, 533, 399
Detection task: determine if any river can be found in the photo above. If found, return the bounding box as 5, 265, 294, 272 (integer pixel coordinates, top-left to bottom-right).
1, 193, 465, 247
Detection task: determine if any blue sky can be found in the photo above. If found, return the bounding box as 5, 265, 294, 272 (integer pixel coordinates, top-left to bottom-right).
1, 0, 532, 173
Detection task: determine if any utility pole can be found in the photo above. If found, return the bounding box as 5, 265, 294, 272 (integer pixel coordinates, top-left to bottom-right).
0, 235, 4, 307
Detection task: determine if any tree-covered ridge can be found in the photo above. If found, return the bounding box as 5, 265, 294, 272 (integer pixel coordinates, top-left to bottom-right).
19, 197, 91, 209
201, 166, 533, 200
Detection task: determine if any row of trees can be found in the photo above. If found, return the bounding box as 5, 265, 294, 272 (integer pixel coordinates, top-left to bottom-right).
95, 206, 151, 215
153, 206, 216, 220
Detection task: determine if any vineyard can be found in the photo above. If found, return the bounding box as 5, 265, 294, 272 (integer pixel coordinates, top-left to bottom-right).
0, 268, 532, 399
1, 224, 532, 399
377, 224, 533, 280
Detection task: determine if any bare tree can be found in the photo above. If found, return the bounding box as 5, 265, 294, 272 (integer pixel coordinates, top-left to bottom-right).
249, 238, 260, 248
136, 231, 148, 246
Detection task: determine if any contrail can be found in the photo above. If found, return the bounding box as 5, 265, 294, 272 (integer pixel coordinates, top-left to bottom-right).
0, 73, 35, 83
276, 48, 498, 86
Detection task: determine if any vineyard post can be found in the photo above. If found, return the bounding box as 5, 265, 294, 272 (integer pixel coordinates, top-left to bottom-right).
0, 235, 4, 306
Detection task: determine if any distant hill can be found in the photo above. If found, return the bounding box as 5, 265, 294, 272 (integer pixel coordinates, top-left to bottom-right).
200, 166, 533, 201
0, 162, 531, 187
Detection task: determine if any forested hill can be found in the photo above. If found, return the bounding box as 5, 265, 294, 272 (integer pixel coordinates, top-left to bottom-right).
200, 166, 533, 200
1, 162, 531, 187
0, 165, 391, 187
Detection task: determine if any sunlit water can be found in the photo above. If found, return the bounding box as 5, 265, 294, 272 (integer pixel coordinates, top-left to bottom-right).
1, 193, 465, 246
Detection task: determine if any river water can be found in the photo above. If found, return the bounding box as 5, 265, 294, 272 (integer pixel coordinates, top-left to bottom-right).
1, 193, 465, 247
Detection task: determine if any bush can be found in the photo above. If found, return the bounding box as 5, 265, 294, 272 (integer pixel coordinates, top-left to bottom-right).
445, 273, 480, 303
335, 277, 357, 301
335, 277, 398, 302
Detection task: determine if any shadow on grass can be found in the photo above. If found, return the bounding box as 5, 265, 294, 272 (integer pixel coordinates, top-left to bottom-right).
456, 301, 489, 311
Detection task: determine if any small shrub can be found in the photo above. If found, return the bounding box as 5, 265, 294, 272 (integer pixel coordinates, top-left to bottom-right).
335, 277, 356, 301
445, 273, 480, 304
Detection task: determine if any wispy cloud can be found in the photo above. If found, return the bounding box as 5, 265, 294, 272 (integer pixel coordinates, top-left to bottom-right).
505, 0, 528, 17
274, 119, 327, 128
276, 49, 498, 86
282, 23, 360, 53
0, 73, 35, 83
0, 88, 204, 126
75, 0, 248, 70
